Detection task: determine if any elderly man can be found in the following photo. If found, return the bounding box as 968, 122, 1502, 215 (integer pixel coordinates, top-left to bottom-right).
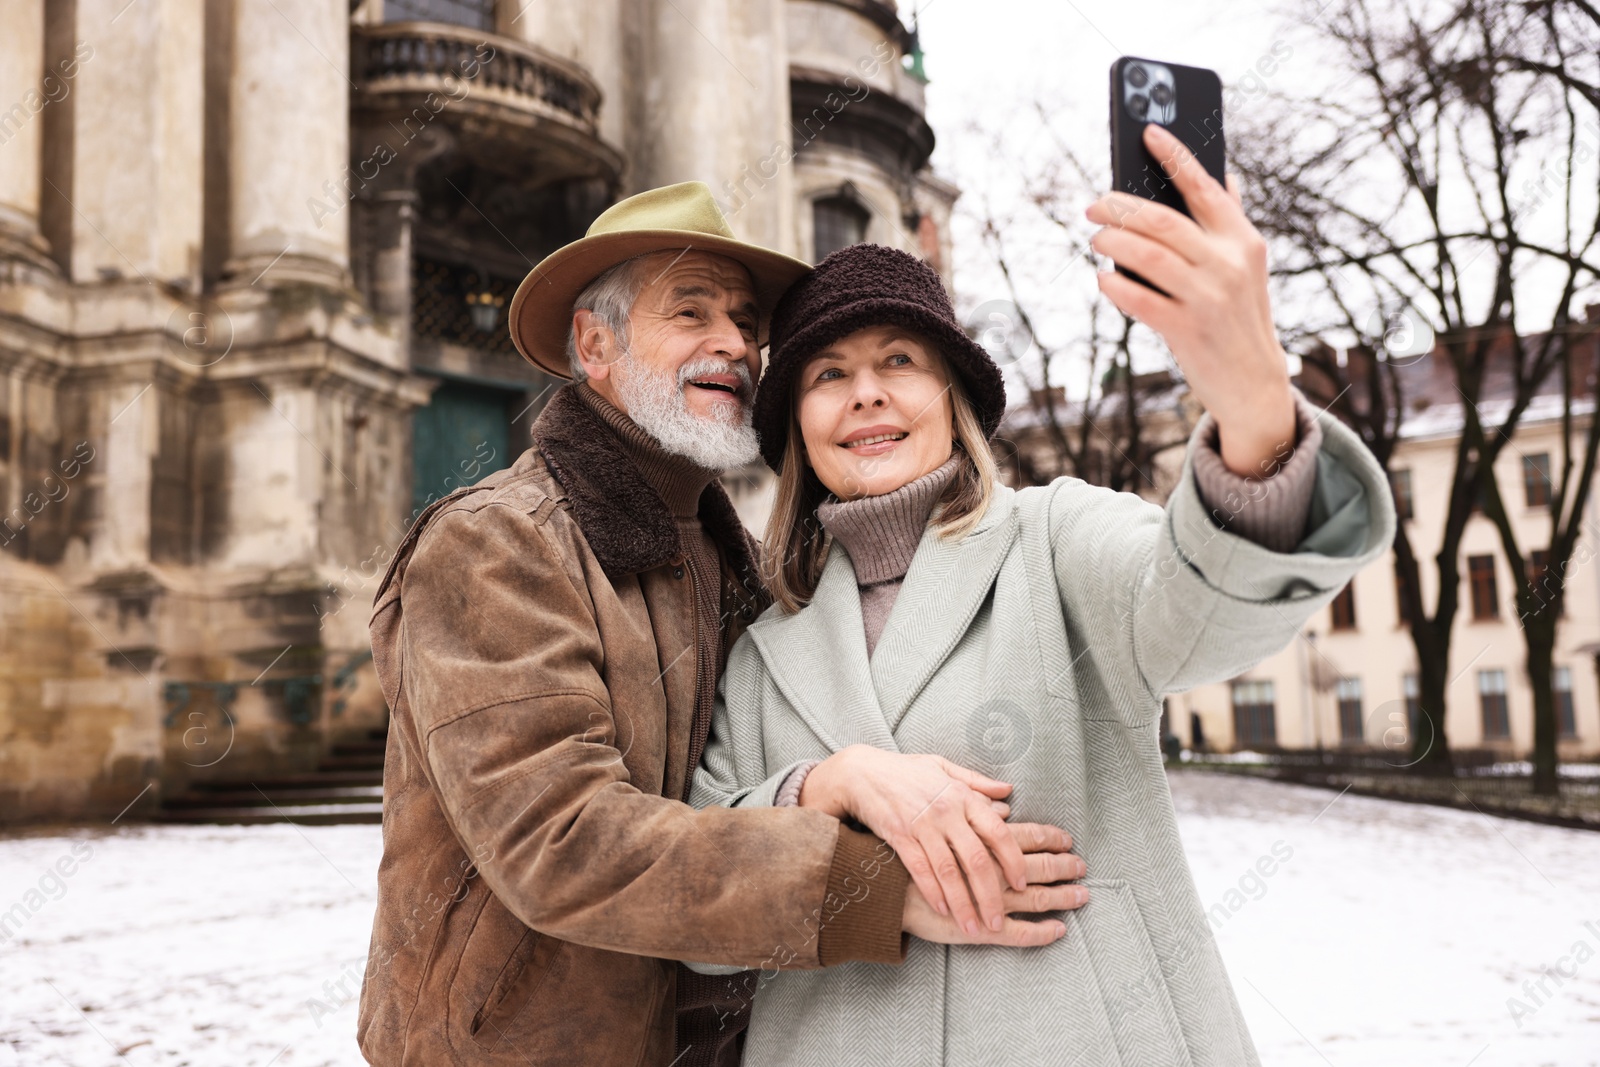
356, 184, 1071, 1067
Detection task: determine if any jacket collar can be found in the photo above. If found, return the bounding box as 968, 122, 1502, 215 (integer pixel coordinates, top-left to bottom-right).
746, 485, 1019, 751
531, 383, 761, 593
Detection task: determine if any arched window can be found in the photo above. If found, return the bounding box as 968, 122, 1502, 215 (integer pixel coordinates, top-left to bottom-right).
385, 0, 495, 31
812, 195, 870, 261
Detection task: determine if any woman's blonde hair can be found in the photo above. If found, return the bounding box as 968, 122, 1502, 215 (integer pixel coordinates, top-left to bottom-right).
760, 348, 1000, 614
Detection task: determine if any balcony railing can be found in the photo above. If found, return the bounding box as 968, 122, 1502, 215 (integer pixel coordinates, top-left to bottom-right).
411, 258, 520, 358
353, 21, 602, 131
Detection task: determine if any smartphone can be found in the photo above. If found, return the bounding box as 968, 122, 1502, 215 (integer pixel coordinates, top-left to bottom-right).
1108, 56, 1227, 293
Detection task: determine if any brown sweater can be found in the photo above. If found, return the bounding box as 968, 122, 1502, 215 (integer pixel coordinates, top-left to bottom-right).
579, 384, 723, 773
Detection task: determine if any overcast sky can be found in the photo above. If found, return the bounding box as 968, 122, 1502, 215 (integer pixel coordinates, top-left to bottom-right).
913, 0, 1600, 408
918, 0, 1306, 137
910, 0, 1336, 394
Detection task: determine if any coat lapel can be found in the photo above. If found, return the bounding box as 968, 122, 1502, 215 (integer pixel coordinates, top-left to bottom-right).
745, 543, 899, 754
870, 487, 1019, 729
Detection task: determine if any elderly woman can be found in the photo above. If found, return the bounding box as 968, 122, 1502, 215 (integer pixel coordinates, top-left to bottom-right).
687, 128, 1395, 1065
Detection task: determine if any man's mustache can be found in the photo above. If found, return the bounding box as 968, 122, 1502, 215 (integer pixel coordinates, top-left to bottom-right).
676, 359, 754, 403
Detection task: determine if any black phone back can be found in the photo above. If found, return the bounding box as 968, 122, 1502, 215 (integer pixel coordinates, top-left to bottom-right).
1109, 56, 1226, 219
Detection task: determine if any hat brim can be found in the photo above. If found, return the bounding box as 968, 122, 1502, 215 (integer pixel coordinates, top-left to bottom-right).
508, 230, 812, 378
753, 296, 1008, 472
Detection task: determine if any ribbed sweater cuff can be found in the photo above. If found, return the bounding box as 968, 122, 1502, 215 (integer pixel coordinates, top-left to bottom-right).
775, 760, 822, 808
1191, 391, 1323, 555
815, 827, 910, 967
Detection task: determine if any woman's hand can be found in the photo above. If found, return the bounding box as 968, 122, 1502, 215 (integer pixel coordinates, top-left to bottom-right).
799, 745, 1027, 937
1085, 122, 1297, 479
902, 822, 1087, 946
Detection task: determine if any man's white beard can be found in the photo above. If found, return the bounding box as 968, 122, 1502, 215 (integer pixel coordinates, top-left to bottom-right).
613, 347, 761, 471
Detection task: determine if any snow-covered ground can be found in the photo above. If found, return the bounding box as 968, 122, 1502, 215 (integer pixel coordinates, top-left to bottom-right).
2, 772, 1596, 1066
1171, 772, 1600, 1067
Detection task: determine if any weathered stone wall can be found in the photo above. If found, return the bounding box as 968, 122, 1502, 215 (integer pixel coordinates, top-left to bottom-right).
0, 0, 952, 824
0, 563, 161, 822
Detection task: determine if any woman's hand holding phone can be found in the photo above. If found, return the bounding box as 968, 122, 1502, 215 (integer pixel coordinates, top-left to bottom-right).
1087, 123, 1297, 479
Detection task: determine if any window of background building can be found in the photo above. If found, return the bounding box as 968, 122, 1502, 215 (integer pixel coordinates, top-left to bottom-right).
1390, 468, 1414, 522
1337, 677, 1364, 742
1554, 666, 1577, 738
813, 196, 870, 261
1523, 452, 1553, 507
1330, 582, 1357, 630
1479, 669, 1510, 739
385, 0, 495, 30
1231, 680, 1277, 745
1468, 554, 1499, 620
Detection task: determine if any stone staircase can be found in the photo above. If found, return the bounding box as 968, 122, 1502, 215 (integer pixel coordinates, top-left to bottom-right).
156, 726, 387, 825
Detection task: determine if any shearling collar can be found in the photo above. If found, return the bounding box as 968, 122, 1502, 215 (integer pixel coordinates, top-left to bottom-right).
531, 383, 761, 591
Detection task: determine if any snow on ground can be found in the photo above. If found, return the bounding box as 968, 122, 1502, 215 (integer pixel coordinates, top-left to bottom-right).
1172, 772, 1600, 1067
0, 823, 381, 1067
1, 773, 1597, 1066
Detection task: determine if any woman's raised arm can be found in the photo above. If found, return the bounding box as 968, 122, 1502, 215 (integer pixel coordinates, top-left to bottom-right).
1039, 123, 1397, 704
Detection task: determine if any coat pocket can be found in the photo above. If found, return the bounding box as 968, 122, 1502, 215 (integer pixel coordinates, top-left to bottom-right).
1073, 877, 1196, 1067
457, 897, 562, 1051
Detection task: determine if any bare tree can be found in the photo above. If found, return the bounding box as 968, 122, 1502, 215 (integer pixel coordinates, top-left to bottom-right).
1236, 0, 1600, 782
1477, 0, 1600, 798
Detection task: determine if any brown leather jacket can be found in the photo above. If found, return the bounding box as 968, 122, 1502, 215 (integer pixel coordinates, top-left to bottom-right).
357, 386, 908, 1066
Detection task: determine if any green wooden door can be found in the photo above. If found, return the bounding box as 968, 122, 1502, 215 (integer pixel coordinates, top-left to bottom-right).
411, 379, 511, 518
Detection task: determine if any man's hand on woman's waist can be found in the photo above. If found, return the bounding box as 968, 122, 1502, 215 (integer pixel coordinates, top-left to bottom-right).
797, 745, 1084, 943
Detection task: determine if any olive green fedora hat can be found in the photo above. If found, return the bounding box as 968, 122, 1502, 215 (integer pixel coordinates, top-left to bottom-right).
508, 181, 812, 378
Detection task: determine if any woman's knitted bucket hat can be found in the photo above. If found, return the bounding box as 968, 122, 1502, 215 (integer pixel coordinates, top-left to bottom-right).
752, 243, 1006, 472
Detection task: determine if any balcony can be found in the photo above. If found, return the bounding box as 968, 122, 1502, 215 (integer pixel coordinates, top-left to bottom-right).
351, 21, 622, 184
784, 0, 932, 175
789, 64, 935, 176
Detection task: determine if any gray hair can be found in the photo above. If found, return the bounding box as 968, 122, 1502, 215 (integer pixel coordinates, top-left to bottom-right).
564, 253, 658, 381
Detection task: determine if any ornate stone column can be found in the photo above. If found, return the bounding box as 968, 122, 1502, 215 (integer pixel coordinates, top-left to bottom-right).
0, 0, 52, 267
633, 0, 794, 255
224, 0, 350, 288
64, 0, 204, 287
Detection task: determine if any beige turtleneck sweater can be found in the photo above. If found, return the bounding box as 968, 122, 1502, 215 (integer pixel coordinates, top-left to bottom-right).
817, 454, 965, 657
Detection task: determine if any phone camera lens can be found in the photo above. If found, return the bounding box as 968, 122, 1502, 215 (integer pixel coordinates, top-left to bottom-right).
1128, 93, 1148, 117
1126, 64, 1149, 89
1150, 83, 1173, 107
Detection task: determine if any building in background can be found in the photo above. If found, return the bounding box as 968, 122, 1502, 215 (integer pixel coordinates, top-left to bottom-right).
0, 0, 954, 822
1000, 335, 1600, 763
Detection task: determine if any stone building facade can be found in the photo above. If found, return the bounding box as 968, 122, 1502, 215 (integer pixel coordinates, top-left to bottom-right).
0, 0, 955, 822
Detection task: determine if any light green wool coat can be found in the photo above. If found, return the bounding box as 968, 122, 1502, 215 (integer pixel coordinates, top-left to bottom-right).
687, 411, 1395, 1067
